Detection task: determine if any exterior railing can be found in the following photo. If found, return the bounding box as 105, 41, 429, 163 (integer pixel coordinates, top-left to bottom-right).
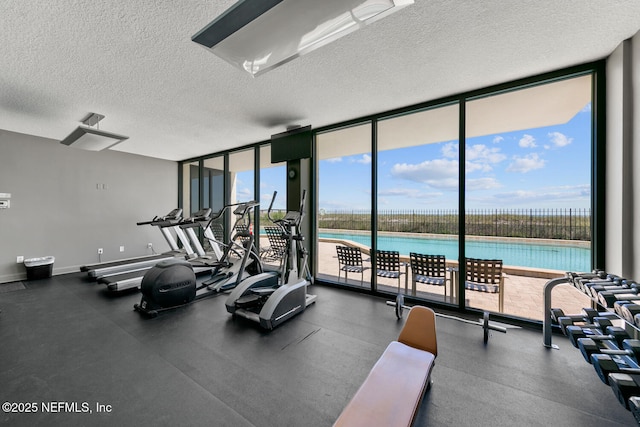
266, 208, 590, 241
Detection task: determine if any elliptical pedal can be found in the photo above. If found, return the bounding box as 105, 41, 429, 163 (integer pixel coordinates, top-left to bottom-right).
235, 294, 264, 310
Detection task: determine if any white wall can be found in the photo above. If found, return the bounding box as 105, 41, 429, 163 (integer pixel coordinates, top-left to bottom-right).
0, 129, 177, 283
606, 31, 639, 278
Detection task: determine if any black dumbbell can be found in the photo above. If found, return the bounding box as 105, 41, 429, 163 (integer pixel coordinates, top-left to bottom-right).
590, 284, 630, 299
579, 337, 640, 365
629, 396, 640, 423
587, 279, 631, 299
556, 310, 619, 337
591, 352, 640, 384
608, 373, 640, 410
551, 307, 598, 329
564, 317, 619, 347
574, 274, 621, 293
599, 290, 640, 308
614, 302, 640, 324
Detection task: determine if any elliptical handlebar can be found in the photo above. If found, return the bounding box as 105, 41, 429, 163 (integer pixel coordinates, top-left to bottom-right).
266, 191, 278, 224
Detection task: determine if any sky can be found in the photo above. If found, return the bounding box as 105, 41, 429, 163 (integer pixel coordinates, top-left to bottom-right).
318, 103, 592, 211
238, 101, 591, 213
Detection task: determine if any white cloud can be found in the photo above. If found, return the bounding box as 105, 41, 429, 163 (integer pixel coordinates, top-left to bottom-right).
441, 142, 458, 158
466, 177, 501, 191
548, 131, 573, 147
390, 159, 459, 190
466, 144, 506, 164
378, 188, 443, 199
493, 184, 590, 203
350, 154, 371, 164
463, 144, 506, 175
391, 159, 458, 181
378, 188, 420, 197
519, 134, 537, 148
236, 187, 251, 199
324, 157, 343, 163
506, 153, 545, 173
426, 178, 459, 191
493, 136, 504, 144
467, 184, 591, 208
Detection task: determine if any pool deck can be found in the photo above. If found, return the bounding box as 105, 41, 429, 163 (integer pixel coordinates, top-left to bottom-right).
314, 240, 592, 322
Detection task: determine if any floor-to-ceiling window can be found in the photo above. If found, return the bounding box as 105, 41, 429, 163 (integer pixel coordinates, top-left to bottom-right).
202, 156, 225, 242
228, 149, 255, 204
258, 144, 286, 259
259, 144, 286, 217
203, 156, 225, 213
376, 104, 460, 303
463, 74, 593, 316
179, 64, 600, 325
181, 161, 200, 217
316, 123, 372, 288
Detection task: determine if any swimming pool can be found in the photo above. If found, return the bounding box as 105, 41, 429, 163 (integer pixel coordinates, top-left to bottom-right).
319, 231, 591, 272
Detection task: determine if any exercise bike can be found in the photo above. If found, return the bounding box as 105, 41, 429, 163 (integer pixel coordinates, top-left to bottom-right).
225, 190, 316, 330
133, 200, 264, 317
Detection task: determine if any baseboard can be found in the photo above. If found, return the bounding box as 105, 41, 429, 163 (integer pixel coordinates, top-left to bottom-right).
0, 265, 81, 284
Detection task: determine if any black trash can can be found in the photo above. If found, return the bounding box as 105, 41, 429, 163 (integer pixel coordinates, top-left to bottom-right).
24, 256, 55, 280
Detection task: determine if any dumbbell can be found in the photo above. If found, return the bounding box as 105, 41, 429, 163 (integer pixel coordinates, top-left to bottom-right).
589, 283, 630, 299
564, 316, 622, 347
573, 274, 621, 293
550, 307, 595, 329
580, 336, 640, 363
591, 351, 640, 385
577, 332, 637, 363
608, 373, 640, 410
587, 279, 632, 299
599, 289, 640, 308
629, 396, 640, 423
552, 308, 618, 336
567, 269, 608, 283
614, 301, 640, 324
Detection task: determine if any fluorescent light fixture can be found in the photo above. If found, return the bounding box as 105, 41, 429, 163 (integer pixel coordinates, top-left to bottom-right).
60, 113, 129, 151
192, 0, 414, 77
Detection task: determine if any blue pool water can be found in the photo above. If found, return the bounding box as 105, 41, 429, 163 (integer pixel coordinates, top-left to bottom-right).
319, 232, 591, 272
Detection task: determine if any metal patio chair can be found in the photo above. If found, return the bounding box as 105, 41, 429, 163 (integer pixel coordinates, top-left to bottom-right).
409, 252, 448, 299
375, 249, 407, 293
464, 258, 505, 312
336, 246, 369, 285
261, 226, 287, 264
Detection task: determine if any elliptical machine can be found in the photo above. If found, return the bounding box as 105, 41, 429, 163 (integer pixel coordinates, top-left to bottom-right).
133, 200, 264, 317
225, 190, 316, 330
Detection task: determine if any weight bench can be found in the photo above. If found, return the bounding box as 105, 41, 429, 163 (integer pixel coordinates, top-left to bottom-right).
333, 306, 438, 427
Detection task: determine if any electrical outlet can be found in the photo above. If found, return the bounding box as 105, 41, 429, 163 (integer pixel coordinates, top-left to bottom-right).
97, 248, 103, 254
147, 243, 153, 249
119, 246, 125, 252
16, 255, 24, 263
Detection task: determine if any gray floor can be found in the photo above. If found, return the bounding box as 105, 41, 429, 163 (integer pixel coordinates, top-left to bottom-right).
0, 273, 636, 426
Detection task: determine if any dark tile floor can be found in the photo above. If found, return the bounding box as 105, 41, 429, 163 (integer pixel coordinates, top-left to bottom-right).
0, 273, 636, 426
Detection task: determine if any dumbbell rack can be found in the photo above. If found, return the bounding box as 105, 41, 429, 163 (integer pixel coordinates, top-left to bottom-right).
543, 271, 640, 422
543, 272, 640, 349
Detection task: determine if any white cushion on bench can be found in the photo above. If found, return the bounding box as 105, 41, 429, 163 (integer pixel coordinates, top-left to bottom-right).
333, 340, 436, 427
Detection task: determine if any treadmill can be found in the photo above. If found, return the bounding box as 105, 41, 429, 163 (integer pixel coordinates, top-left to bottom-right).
98, 209, 215, 292
179, 208, 226, 266
81, 209, 183, 279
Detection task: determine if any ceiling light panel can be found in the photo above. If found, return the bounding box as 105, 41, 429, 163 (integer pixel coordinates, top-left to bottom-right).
192, 0, 414, 77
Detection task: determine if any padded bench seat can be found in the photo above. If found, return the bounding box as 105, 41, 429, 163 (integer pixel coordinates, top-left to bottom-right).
334, 306, 438, 427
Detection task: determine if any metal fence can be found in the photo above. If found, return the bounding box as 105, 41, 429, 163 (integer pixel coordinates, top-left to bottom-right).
314, 208, 591, 241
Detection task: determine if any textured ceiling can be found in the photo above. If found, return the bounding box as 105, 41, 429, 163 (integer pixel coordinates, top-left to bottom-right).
1, 1, 639, 162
